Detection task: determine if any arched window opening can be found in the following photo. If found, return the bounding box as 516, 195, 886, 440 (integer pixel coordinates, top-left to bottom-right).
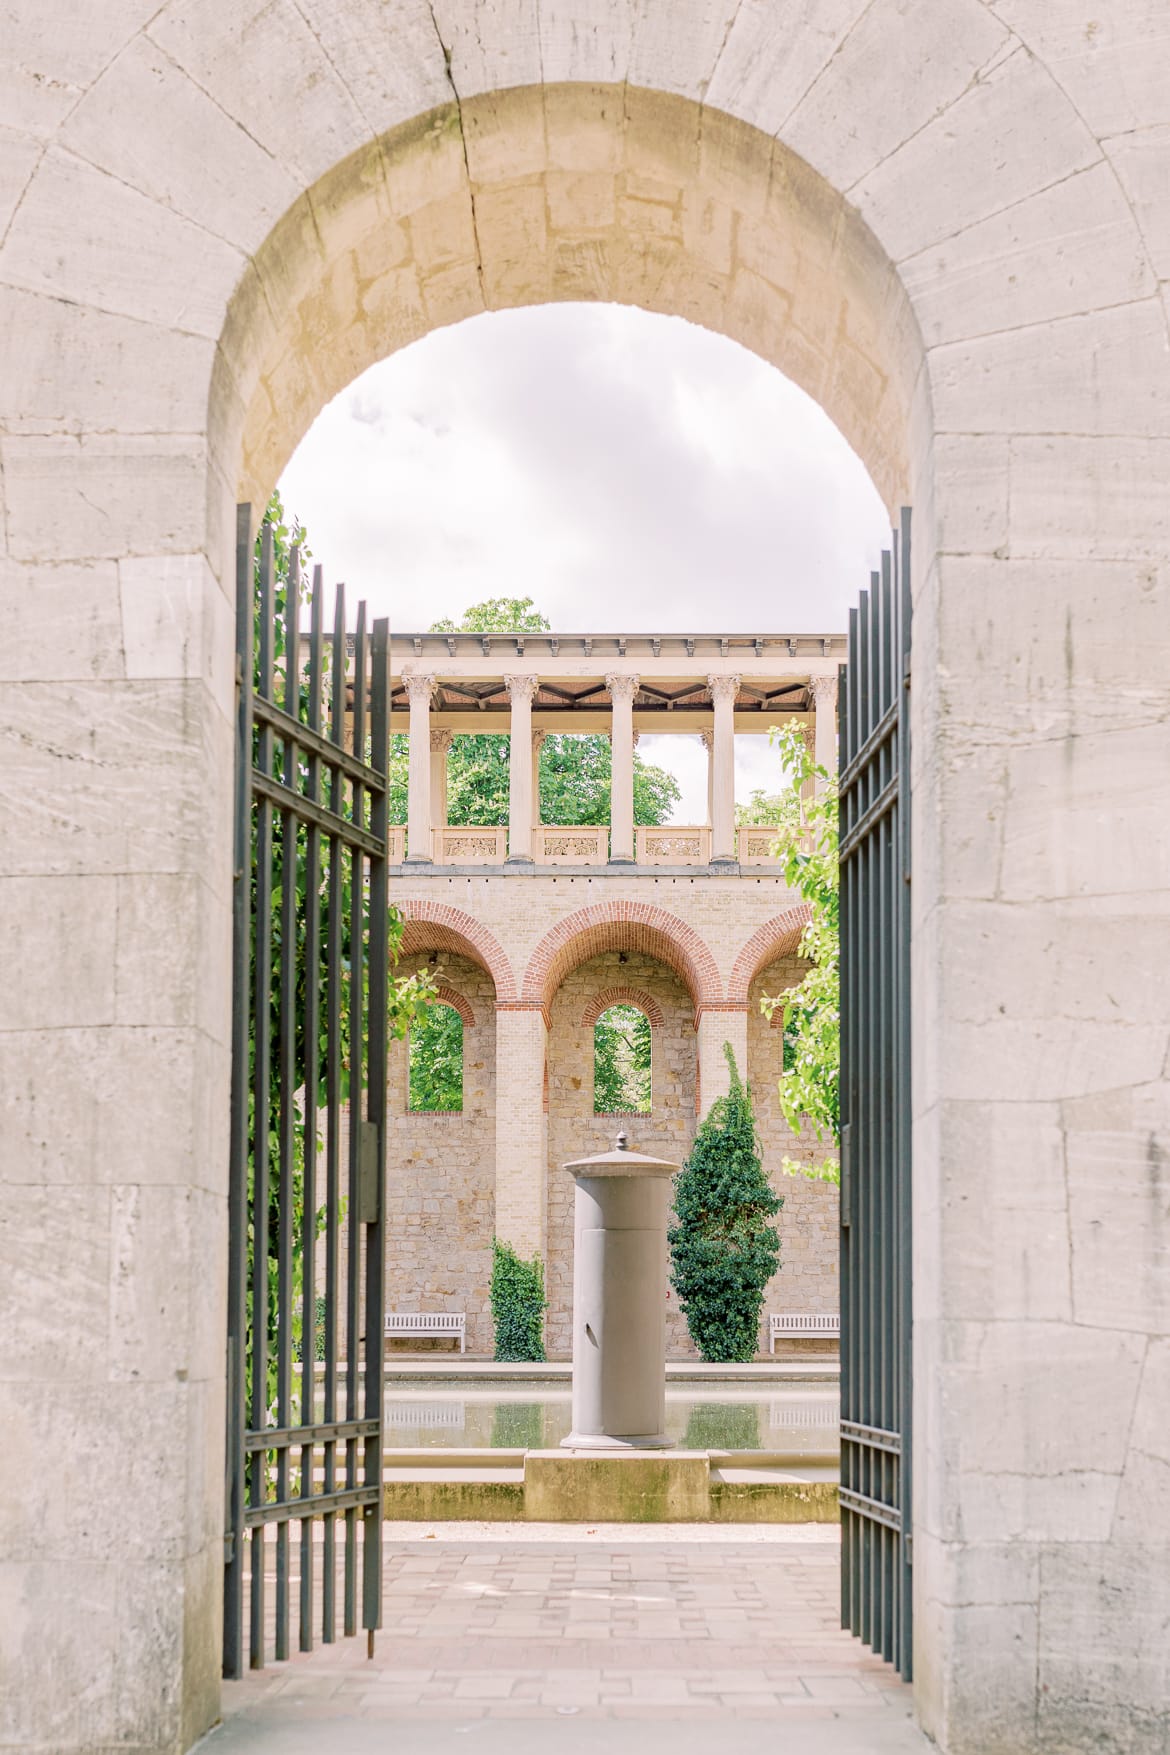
593, 1004, 652, 1115
408, 1003, 464, 1113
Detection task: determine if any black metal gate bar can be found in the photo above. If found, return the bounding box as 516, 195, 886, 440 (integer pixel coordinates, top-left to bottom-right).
839, 508, 912, 1680
223, 506, 389, 1678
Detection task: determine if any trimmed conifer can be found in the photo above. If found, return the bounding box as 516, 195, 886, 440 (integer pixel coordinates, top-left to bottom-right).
668, 1043, 782, 1362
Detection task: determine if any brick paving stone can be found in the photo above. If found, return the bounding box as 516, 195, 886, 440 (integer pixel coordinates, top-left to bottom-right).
211, 1527, 930, 1747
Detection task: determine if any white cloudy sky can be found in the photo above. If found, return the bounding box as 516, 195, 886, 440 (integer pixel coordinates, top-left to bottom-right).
278, 302, 889, 820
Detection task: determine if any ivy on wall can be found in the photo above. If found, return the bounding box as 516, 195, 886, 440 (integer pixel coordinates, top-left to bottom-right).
490, 1239, 547, 1363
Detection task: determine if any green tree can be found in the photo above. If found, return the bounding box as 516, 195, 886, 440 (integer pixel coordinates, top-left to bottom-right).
489, 1240, 547, 1362
387, 596, 682, 829
431, 596, 550, 633
735, 785, 801, 831
759, 727, 840, 1183
593, 1004, 652, 1113
668, 1044, 782, 1363
408, 1003, 464, 1112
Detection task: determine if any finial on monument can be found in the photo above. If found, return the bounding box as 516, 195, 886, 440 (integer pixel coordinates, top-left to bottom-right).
615, 1131, 629, 1151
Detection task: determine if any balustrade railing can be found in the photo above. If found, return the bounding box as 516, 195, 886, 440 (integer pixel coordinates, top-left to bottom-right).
635, 825, 712, 865
432, 826, 508, 864
533, 825, 608, 865
392, 823, 789, 867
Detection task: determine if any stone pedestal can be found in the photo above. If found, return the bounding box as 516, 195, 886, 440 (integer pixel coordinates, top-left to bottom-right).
561, 1133, 679, 1449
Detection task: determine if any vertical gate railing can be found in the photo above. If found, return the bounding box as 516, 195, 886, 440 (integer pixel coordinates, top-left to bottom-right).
838, 507, 913, 1679
224, 504, 389, 1676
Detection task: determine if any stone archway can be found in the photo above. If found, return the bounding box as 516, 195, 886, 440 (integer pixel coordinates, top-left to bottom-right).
397, 897, 517, 999
728, 906, 812, 1006
4, 7, 1168, 1752
521, 898, 723, 1019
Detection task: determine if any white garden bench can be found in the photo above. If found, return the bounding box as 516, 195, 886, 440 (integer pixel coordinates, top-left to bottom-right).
384, 1311, 466, 1353
770, 1312, 840, 1352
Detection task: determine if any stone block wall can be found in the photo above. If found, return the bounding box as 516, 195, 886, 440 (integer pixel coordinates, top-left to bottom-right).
542, 949, 838, 1361
749, 959, 840, 1327
371, 939, 838, 1362
385, 952, 496, 1356
545, 950, 698, 1358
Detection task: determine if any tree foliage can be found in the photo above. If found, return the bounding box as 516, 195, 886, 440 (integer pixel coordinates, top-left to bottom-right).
759, 726, 840, 1182
593, 1004, 652, 1113
431, 595, 550, 633
408, 1002, 464, 1112
490, 1240, 547, 1363
387, 596, 681, 829
250, 494, 434, 1426
668, 1045, 782, 1363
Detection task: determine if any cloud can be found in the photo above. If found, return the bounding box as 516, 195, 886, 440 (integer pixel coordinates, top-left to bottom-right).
277, 302, 890, 634
276, 302, 890, 817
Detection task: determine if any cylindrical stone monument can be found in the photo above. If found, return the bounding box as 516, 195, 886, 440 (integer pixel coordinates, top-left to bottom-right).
561, 1132, 679, 1449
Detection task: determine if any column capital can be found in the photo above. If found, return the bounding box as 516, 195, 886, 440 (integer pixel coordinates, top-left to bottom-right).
531, 726, 549, 752
505, 673, 540, 704
800, 721, 816, 753
429, 726, 455, 754
605, 672, 640, 705
808, 673, 838, 709
403, 671, 437, 705
699, 728, 715, 751
707, 673, 741, 707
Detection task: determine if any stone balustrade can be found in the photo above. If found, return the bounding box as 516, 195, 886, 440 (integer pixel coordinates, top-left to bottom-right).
392, 822, 791, 868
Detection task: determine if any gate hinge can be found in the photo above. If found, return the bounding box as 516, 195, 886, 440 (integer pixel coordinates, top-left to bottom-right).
358, 1121, 382, 1224
904, 1531, 913, 1566
223, 1530, 235, 1566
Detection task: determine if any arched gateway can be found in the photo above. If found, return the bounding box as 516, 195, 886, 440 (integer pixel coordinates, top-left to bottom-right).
3, 7, 1167, 1754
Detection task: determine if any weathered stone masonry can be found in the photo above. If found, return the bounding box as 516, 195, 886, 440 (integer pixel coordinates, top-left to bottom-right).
6, 9, 1169, 1750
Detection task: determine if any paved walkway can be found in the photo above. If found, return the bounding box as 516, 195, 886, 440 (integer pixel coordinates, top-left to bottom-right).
206, 1523, 932, 1753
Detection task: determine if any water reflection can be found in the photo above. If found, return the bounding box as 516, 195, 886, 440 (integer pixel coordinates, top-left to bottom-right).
384, 1385, 838, 1451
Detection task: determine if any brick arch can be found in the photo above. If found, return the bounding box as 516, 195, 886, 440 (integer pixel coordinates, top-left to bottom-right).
728, 907, 813, 1006
433, 986, 475, 1029
396, 900, 516, 1001
580, 987, 666, 1032
522, 902, 722, 1016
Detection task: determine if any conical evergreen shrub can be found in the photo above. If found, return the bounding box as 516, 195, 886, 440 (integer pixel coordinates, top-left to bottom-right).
668, 1044, 782, 1362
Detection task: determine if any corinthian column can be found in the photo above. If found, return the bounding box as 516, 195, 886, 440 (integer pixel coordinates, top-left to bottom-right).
708, 673, 740, 863
808, 673, 839, 786
506, 674, 539, 863
700, 728, 714, 827
606, 673, 639, 863
404, 672, 436, 861
532, 726, 548, 828
430, 726, 453, 828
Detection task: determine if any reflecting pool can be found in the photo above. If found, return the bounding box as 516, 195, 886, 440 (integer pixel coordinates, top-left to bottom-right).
384, 1383, 838, 1451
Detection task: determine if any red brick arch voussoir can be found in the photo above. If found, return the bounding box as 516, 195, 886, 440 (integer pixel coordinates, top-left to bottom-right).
580, 987, 666, 1032
396, 900, 517, 1001
433, 985, 476, 1028
522, 901, 722, 1016
727, 905, 813, 1007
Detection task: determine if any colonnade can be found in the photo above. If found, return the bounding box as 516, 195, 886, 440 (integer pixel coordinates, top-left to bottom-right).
400, 668, 839, 865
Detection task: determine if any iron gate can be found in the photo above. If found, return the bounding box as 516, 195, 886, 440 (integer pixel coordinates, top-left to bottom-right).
224, 504, 390, 1675
838, 507, 913, 1678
